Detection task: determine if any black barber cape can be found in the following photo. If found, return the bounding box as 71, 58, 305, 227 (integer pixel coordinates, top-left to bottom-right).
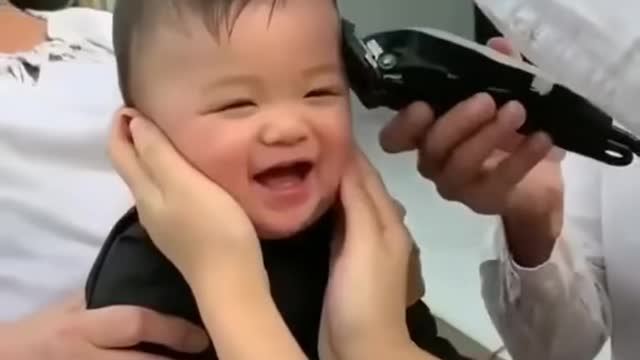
85, 208, 469, 360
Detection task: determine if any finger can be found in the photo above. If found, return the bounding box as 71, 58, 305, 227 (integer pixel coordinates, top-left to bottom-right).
95, 349, 174, 360
329, 203, 346, 266
379, 102, 435, 153
356, 153, 403, 225
547, 147, 566, 162
406, 243, 426, 305
82, 306, 210, 354
487, 37, 522, 60
418, 93, 497, 177
129, 118, 202, 192
391, 198, 407, 219
56, 291, 86, 313
108, 116, 158, 202
481, 132, 553, 193
340, 156, 381, 247
437, 101, 526, 194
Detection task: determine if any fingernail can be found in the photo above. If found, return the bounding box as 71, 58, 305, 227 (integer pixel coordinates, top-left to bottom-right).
502, 101, 526, 128
469, 93, 496, 114
471, 92, 492, 105
531, 131, 553, 151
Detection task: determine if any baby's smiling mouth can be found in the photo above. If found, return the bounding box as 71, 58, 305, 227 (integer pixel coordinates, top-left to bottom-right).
253, 161, 314, 190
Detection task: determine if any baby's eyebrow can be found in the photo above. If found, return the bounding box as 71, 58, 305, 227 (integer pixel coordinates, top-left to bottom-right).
303, 63, 341, 77
201, 74, 260, 92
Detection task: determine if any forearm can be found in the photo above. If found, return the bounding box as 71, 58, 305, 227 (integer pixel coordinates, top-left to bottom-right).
398, 344, 441, 360
192, 269, 306, 360
352, 340, 440, 360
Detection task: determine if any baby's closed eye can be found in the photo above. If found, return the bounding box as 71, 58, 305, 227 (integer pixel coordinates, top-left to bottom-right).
217, 99, 257, 112
305, 88, 339, 97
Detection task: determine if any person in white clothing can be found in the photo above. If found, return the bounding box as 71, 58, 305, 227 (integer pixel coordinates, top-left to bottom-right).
476, 41, 626, 360
0, 1, 208, 358
381, 37, 633, 360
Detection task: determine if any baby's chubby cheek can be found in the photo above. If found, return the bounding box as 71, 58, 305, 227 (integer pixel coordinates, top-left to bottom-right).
162, 127, 261, 220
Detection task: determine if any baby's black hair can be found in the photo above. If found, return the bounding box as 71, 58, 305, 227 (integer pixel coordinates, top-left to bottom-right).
10, 0, 73, 10
113, 0, 289, 106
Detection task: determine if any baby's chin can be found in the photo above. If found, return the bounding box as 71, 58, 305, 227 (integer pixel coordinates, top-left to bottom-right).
253, 196, 335, 240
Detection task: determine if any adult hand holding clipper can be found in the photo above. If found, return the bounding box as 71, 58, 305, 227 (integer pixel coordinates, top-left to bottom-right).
343, 19, 640, 166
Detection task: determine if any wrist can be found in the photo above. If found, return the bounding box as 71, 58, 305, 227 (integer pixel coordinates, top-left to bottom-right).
339, 328, 413, 360
184, 235, 267, 294
190, 260, 271, 306
196, 281, 305, 360
348, 338, 436, 360
503, 203, 563, 268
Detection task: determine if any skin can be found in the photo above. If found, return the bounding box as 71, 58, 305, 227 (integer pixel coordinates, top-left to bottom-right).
110, 2, 559, 359
118, 0, 353, 240
379, 38, 563, 267
109, 1, 439, 358
110, 119, 441, 360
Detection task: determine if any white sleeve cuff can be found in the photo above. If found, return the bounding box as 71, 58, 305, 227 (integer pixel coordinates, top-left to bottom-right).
491, 218, 576, 301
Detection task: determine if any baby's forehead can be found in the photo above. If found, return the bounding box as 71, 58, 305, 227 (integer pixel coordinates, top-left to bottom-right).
120, 0, 342, 104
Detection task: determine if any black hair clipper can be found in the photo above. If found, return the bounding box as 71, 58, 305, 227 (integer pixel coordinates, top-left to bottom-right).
341, 19, 640, 166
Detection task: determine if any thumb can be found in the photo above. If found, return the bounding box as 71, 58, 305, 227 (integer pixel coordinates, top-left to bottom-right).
81, 306, 209, 353
329, 205, 346, 266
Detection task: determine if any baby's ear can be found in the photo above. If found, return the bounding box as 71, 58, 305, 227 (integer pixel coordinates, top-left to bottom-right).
113, 106, 143, 127
112, 107, 143, 142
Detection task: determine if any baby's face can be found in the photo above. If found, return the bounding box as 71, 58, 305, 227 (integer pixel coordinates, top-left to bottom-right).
136, 0, 352, 239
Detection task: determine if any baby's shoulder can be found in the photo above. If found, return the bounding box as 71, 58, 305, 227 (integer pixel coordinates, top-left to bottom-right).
104, 207, 145, 243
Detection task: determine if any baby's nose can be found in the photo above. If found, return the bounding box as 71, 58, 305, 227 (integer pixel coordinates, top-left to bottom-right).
260, 117, 310, 146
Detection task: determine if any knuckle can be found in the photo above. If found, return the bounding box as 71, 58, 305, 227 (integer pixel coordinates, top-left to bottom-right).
466, 195, 496, 215
416, 156, 436, 180
392, 199, 407, 218
436, 184, 460, 202
446, 152, 473, 177
406, 105, 432, 129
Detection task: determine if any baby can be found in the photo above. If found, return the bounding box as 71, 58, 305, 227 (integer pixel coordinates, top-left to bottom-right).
86, 1, 469, 359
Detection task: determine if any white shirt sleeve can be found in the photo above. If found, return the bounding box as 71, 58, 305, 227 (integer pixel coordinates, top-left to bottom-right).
480, 154, 612, 360
0, 8, 132, 320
